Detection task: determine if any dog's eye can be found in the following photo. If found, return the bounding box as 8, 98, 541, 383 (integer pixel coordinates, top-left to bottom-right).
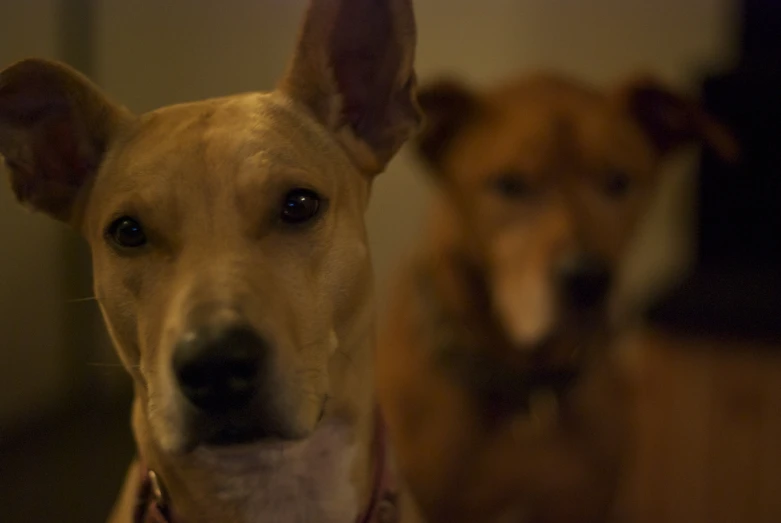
280, 189, 321, 224
490, 173, 533, 199
603, 171, 631, 199
107, 217, 147, 248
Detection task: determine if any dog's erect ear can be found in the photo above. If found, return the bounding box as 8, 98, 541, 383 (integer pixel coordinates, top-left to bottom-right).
0, 59, 131, 224
616, 76, 738, 163
279, 0, 420, 175
415, 79, 479, 173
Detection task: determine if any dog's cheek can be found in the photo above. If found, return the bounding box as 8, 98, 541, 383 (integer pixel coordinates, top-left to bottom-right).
321, 231, 375, 409
94, 254, 180, 424
94, 271, 143, 370
146, 364, 192, 454
321, 226, 373, 337
96, 286, 192, 452
97, 294, 140, 372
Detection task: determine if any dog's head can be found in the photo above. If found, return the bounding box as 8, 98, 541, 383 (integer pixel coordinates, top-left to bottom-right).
0, 0, 418, 454
416, 74, 735, 354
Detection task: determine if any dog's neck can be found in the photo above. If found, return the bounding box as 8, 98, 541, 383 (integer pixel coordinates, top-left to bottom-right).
132, 400, 375, 523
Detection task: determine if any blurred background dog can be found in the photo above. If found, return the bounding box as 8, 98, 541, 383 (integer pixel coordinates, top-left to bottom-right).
376, 72, 735, 523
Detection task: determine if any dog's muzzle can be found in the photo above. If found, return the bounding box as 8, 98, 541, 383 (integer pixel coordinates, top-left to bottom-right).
171, 318, 300, 446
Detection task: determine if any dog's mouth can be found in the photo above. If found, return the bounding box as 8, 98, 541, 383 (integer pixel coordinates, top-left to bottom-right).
205, 425, 293, 447
513, 336, 593, 407
462, 340, 585, 413
523, 363, 582, 396
523, 334, 580, 364
197, 395, 329, 449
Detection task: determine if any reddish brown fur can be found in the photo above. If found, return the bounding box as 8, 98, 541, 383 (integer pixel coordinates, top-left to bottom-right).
377, 73, 736, 523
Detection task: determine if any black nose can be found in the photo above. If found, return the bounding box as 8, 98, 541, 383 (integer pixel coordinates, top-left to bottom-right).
558, 256, 612, 310
173, 324, 265, 413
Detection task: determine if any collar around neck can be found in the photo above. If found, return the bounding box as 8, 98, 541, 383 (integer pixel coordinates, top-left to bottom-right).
134, 410, 397, 523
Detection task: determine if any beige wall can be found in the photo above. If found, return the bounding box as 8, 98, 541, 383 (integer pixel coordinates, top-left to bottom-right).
0, 0, 733, 428
0, 0, 70, 427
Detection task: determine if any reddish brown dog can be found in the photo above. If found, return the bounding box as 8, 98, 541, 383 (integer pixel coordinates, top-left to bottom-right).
376, 74, 736, 523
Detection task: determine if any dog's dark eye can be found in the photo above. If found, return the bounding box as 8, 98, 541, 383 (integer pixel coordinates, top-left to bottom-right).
280, 189, 321, 224
107, 217, 147, 248
603, 171, 631, 199
490, 173, 533, 199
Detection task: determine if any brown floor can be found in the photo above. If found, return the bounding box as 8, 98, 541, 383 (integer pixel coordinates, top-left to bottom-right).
621, 329, 781, 523
0, 402, 135, 523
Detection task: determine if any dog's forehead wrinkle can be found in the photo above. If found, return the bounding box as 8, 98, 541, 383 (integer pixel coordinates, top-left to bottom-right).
117, 93, 331, 174
131, 95, 268, 172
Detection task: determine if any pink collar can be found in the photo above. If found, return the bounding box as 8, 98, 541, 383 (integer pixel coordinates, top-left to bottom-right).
134, 412, 397, 523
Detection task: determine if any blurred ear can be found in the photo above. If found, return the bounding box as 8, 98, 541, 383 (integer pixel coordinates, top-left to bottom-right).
279, 0, 420, 175
615, 75, 738, 163
414, 78, 480, 173
0, 59, 132, 224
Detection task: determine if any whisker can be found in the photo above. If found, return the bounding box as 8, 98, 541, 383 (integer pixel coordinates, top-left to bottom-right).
85, 361, 139, 369
67, 296, 97, 303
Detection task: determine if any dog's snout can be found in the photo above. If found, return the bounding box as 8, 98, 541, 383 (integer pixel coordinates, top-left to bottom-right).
173, 323, 266, 413
558, 256, 612, 310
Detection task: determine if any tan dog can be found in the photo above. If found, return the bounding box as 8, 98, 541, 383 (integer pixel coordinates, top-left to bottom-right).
376, 74, 736, 523
0, 1, 422, 522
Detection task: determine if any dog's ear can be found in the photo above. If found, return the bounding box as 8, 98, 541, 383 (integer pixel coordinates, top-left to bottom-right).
279, 0, 420, 175
415, 79, 480, 173
0, 59, 132, 224
616, 76, 738, 163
